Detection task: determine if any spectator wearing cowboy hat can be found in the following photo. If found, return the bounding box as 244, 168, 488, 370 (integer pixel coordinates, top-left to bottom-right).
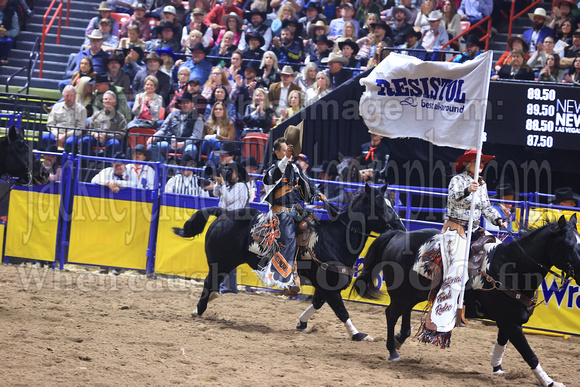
529, 187, 580, 230
304, 20, 329, 61
281, 17, 304, 44
241, 31, 266, 61
104, 53, 131, 99
383, 6, 413, 46
216, 11, 244, 46
82, 17, 118, 52
126, 144, 156, 189
148, 21, 182, 53
67, 30, 110, 81
491, 49, 535, 81
93, 72, 131, 122
452, 34, 483, 63
269, 65, 302, 114
120, 3, 151, 41
239, 3, 272, 51
85, 1, 120, 39
494, 34, 530, 72
523, 8, 555, 53
329, 3, 361, 39
203, 0, 243, 37
299, 1, 326, 41
338, 39, 361, 68
457, 0, 493, 26
121, 45, 145, 83
271, 27, 304, 67
398, 29, 426, 61
155, 46, 180, 76
147, 90, 204, 162
174, 42, 212, 85
132, 52, 172, 105
550, 0, 577, 30
369, 19, 393, 45
306, 34, 332, 66
321, 52, 350, 90
419, 11, 449, 60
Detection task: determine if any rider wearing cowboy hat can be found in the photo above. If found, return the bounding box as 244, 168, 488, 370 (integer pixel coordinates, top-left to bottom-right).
259, 122, 326, 292
529, 187, 580, 231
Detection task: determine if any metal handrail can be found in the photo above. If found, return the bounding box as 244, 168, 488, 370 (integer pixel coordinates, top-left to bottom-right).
40, 0, 63, 78
507, 0, 541, 41
5, 37, 40, 94
441, 15, 493, 54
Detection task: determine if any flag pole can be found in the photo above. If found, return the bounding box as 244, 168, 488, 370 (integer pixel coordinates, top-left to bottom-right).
455, 51, 493, 326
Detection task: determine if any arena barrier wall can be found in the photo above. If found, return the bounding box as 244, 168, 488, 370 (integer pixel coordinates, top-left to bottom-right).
2, 155, 579, 336
66, 156, 159, 271
4, 180, 60, 263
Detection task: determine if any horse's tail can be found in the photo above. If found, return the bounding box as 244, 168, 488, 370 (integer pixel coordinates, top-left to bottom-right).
172, 207, 224, 238
352, 230, 401, 300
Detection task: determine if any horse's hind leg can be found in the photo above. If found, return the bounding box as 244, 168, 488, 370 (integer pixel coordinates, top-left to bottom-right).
490, 328, 508, 375
499, 322, 565, 387
325, 290, 374, 342
296, 289, 326, 330
192, 266, 223, 317
394, 303, 414, 350
385, 302, 407, 361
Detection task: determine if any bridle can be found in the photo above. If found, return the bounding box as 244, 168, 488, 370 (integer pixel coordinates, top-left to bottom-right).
1, 137, 34, 187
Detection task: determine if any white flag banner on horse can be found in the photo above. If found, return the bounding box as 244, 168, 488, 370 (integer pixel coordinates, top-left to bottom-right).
359, 51, 493, 150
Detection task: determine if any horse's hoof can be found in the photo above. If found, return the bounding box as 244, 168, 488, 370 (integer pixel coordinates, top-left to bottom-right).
296, 321, 308, 330
551, 382, 566, 387
352, 333, 374, 342
394, 335, 404, 350
208, 291, 220, 302
192, 309, 200, 317
388, 353, 401, 362
492, 365, 505, 375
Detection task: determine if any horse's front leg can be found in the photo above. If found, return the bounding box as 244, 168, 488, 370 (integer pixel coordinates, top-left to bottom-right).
500, 322, 566, 387
296, 289, 325, 330
192, 264, 222, 317
325, 290, 374, 341
490, 328, 509, 375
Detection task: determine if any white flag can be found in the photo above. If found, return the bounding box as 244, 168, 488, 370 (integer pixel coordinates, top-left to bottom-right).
359, 51, 493, 150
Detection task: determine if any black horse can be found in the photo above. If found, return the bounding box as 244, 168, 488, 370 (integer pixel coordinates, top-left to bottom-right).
0, 126, 49, 185
353, 216, 580, 386
173, 184, 406, 341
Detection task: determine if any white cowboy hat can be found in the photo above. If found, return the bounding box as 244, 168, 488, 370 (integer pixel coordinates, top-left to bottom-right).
426, 10, 443, 21
279, 65, 297, 76
221, 11, 243, 27
86, 30, 104, 40
321, 52, 348, 65
390, 6, 412, 22
528, 8, 552, 23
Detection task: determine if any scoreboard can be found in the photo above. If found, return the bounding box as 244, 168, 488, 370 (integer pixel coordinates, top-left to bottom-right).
485, 81, 580, 151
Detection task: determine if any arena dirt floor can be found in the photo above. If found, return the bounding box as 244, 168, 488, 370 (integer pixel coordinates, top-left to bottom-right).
1, 263, 578, 386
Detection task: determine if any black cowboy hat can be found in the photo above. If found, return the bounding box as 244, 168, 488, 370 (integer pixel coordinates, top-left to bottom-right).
244, 31, 266, 47
179, 91, 194, 102
282, 17, 303, 37
130, 144, 152, 160
122, 45, 145, 62
312, 160, 338, 178
112, 152, 127, 161
244, 8, 267, 21
241, 156, 258, 168
190, 42, 208, 54
370, 19, 393, 37
242, 60, 263, 76
304, 0, 323, 13
492, 183, 517, 199
214, 141, 241, 156
45, 144, 59, 153
404, 29, 423, 40
180, 153, 197, 166
103, 52, 125, 66
314, 34, 333, 46
338, 39, 359, 55
464, 34, 483, 47
550, 187, 580, 204
94, 72, 109, 84
155, 21, 179, 36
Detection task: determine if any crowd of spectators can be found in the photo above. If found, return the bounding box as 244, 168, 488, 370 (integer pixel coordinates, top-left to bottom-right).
4, 0, 580, 197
